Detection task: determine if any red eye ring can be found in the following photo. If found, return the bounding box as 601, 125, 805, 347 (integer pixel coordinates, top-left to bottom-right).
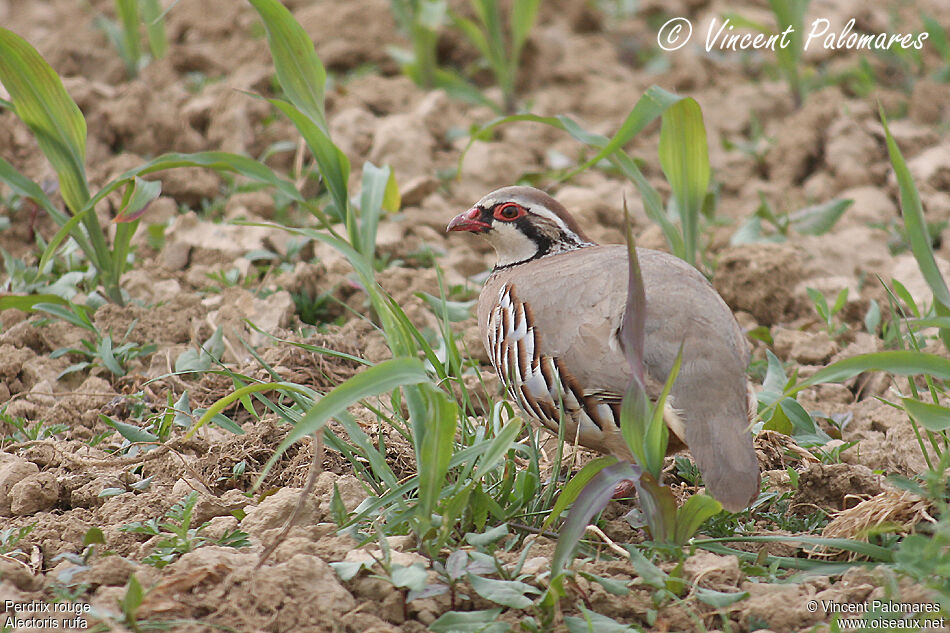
494, 203, 524, 221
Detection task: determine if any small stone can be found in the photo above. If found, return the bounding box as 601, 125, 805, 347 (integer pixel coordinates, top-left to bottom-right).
0, 457, 39, 516
10, 471, 61, 515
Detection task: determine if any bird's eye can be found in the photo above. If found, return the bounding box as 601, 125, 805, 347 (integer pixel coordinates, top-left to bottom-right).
494, 203, 524, 221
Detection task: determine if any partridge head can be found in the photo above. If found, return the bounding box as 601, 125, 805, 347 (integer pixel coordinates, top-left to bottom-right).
447, 186, 760, 512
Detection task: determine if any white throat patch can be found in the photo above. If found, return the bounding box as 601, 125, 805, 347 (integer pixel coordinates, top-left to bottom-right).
486, 222, 540, 268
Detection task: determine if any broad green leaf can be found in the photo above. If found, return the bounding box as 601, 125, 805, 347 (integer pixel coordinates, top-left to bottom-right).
758, 350, 787, 404
673, 493, 722, 545
0, 156, 63, 221
0, 294, 68, 312
97, 335, 125, 376
624, 545, 667, 589
114, 177, 162, 223
473, 417, 523, 475
901, 397, 950, 432
510, 0, 541, 57
789, 198, 852, 235
101, 414, 158, 443
0, 28, 89, 214
467, 574, 540, 609
257, 358, 429, 486
247, 0, 327, 128
571, 85, 684, 176
799, 351, 950, 391
658, 98, 709, 266
417, 292, 476, 322
391, 563, 429, 591
429, 609, 504, 633
357, 162, 399, 258
566, 607, 638, 633
695, 587, 749, 608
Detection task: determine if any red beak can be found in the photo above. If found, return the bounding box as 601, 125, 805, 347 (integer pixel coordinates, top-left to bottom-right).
447, 207, 490, 233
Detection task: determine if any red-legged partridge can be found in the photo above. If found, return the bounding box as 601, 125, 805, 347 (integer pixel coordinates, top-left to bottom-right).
447, 186, 760, 512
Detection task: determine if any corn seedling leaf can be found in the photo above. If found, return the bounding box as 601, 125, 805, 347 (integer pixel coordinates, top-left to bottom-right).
417, 385, 458, 519
658, 97, 709, 266
799, 351, 950, 392
673, 493, 722, 545
114, 177, 162, 223
247, 0, 327, 128
257, 358, 429, 487
0, 27, 89, 214
901, 397, 950, 432
0, 156, 62, 221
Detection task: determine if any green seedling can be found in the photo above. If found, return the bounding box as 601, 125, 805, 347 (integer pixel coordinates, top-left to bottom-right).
120, 491, 250, 568
0, 27, 307, 307
96, 0, 168, 78
731, 194, 852, 245
725, 0, 810, 106
451, 0, 540, 113
0, 407, 68, 442
389, 0, 540, 113
807, 286, 849, 339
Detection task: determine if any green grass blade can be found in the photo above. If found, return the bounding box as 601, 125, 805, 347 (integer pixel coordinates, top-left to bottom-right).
256, 358, 430, 487
0, 294, 68, 312
89, 151, 302, 212
185, 381, 313, 438
881, 107, 950, 308
881, 106, 950, 352
673, 494, 721, 545
788, 198, 852, 235
247, 0, 328, 129
658, 98, 709, 266
568, 85, 683, 177
0, 27, 90, 215
694, 533, 894, 563
269, 98, 350, 216
797, 351, 950, 392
